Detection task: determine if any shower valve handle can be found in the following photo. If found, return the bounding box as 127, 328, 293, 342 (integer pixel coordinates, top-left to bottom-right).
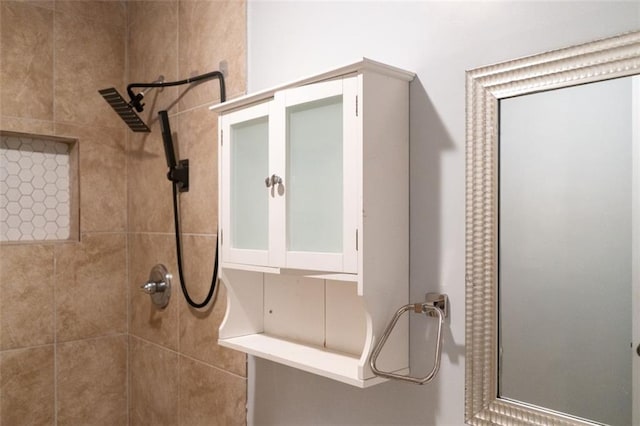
140, 264, 172, 309
140, 280, 168, 294
265, 174, 283, 187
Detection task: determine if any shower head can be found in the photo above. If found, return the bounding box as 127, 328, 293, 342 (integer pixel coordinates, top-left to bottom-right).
99, 76, 164, 133
100, 70, 225, 134
99, 87, 151, 133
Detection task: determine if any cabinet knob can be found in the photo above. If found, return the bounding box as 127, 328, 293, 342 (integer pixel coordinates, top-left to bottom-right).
265, 174, 283, 187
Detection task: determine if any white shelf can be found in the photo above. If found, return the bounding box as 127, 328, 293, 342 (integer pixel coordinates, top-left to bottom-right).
219, 333, 396, 388
221, 262, 281, 274
222, 261, 358, 282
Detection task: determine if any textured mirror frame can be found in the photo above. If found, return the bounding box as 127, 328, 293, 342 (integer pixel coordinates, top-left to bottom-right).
465, 30, 640, 425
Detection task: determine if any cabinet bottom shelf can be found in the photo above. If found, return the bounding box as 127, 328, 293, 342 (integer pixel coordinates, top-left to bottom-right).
219, 333, 398, 388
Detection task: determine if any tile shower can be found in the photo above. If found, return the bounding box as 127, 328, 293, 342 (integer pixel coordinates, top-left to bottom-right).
0, 1, 247, 425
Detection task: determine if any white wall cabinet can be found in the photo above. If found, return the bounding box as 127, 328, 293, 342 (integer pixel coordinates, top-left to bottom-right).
211, 59, 414, 387
220, 77, 358, 273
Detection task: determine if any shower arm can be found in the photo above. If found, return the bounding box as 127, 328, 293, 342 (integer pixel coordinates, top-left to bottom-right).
127, 70, 226, 111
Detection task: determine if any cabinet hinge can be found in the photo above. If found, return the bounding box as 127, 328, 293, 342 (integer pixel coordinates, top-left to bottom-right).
220, 229, 223, 245
356, 229, 358, 251
355, 95, 359, 117
220, 129, 223, 146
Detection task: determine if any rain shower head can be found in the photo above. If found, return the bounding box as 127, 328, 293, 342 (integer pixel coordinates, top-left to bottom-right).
99, 69, 225, 134
99, 87, 151, 133
99, 76, 164, 133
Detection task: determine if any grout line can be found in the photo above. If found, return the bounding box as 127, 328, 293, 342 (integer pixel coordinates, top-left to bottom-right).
0, 332, 131, 355
0, 342, 56, 355
0, 116, 56, 129
124, 3, 131, 424
125, 231, 217, 238
0, 115, 133, 135
176, 4, 182, 422
52, 2, 56, 130
52, 245, 58, 426
169, 98, 225, 118
0, 231, 128, 249
129, 334, 247, 381
176, 0, 182, 117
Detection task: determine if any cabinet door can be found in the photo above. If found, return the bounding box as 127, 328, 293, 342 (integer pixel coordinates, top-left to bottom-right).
220, 102, 276, 266
274, 77, 359, 273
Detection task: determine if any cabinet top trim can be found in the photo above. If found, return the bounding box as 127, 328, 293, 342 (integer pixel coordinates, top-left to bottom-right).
209, 57, 415, 114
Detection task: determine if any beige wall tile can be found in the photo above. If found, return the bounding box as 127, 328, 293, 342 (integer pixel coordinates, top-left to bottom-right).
130, 336, 179, 426
179, 355, 246, 426
56, 1, 126, 27
0, 116, 54, 136
55, 233, 127, 342
0, 244, 54, 350
127, 120, 174, 233
129, 233, 179, 350
9, 1, 53, 10
0, 345, 55, 425
127, 0, 179, 119
174, 106, 218, 235
56, 335, 127, 426
55, 123, 127, 233
0, 2, 54, 121
178, 1, 247, 111
178, 235, 246, 376
54, 10, 125, 128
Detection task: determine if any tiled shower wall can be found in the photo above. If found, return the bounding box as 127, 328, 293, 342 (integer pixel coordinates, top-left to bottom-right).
126, 2, 247, 424
0, 1, 128, 425
0, 1, 247, 425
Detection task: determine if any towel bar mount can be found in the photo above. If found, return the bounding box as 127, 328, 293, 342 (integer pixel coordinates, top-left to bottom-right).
369, 292, 449, 385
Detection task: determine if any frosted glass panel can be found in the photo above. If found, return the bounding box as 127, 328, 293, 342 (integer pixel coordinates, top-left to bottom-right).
231, 116, 269, 250
287, 95, 343, 253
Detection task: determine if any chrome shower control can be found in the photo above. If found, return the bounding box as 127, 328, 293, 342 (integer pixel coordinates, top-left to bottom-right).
140, 264, 171, 309
265, 174, 283, 187
141, 280, 168, 294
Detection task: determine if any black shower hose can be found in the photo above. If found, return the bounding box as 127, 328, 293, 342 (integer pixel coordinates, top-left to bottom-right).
144, 70, 225, 309
171, 181, 219, 309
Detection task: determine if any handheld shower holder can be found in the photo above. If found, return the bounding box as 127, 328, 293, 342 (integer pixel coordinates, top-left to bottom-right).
168, 159, 189, 192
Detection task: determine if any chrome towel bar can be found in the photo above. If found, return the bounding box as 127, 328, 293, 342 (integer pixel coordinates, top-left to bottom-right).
369, 292, 449, 385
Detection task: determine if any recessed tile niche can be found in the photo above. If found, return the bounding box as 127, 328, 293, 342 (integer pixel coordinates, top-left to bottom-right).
0, 131, 79, 243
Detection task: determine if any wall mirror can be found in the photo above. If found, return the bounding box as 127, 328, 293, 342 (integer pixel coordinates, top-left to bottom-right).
465, 30, 640, 425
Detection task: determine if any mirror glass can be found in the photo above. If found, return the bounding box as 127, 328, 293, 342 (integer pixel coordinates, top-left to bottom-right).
498, 76, 638, 425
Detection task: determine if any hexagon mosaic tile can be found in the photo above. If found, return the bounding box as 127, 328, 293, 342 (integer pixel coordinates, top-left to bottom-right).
1, 135, 71, 241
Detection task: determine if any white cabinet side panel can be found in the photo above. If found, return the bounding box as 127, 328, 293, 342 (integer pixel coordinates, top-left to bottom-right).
219, 269, 265, 339
360, 71, 410, 377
